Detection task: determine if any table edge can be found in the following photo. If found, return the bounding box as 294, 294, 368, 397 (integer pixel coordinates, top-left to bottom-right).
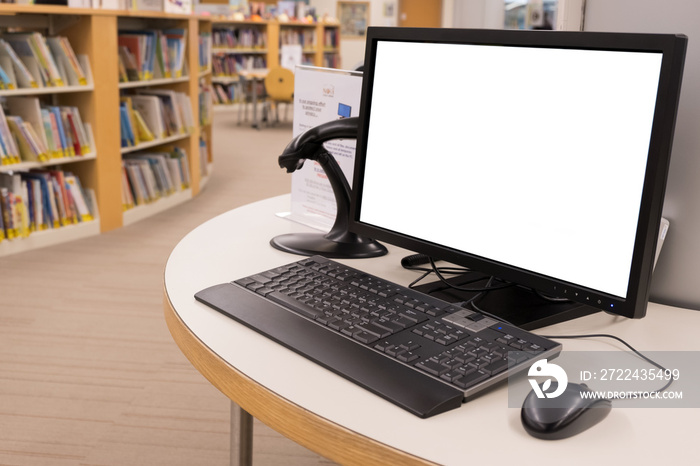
162, 284, 435, 466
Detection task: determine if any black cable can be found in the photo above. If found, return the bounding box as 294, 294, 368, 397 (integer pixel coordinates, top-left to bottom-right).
407, 269, 432, 289
401, 253, 474, 290
538, 333, 675, 396
428, 257, 514, 293
400, 253, 432, 268
533, 289, 571, 303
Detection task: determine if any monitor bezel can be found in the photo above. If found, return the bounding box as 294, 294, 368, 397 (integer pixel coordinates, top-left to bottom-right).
348, 27, 687, 319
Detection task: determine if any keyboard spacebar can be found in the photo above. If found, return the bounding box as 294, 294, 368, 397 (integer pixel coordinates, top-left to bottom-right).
194, 283, 464, 418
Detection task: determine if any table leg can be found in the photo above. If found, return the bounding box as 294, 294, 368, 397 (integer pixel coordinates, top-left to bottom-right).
230, 401, 254, 466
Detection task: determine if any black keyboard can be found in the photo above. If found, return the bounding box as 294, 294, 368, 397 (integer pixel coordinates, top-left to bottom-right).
195, 256, 562, 418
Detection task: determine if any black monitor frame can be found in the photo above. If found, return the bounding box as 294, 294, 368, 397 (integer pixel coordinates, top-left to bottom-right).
348, 27, 687, 325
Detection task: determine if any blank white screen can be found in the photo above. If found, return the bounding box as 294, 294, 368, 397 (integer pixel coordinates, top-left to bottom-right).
359, 41, 663, 298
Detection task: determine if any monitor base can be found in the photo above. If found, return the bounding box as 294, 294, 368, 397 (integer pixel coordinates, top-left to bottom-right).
271, 232, 388, 259
413, 273, 599, 330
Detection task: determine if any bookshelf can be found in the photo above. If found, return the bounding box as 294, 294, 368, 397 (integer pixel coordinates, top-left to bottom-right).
321, 24, 341, 69
210, 19, 275, 108
209, 20, 341, 109
0, 5, 212, 257
197, 19, 212, 186
279, 21, 318, 66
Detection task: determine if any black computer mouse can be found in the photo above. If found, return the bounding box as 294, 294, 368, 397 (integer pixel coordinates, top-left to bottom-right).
521, 382, 612, 440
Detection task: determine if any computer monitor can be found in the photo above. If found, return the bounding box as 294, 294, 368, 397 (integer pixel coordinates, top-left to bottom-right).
348, 27, 687, 329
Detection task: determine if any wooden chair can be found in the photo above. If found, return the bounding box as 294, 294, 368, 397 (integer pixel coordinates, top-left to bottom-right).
263, 67, 294, 125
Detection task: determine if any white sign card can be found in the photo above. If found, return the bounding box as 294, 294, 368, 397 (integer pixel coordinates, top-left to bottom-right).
281, 45, 303, 71
284, 66, 362, 231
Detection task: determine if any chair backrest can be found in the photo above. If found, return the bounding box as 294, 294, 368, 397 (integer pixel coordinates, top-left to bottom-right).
264, 67, 294, 101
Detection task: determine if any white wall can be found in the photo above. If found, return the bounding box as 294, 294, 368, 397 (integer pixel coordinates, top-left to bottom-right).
452, 0, 503, 28
307, 0, 507, 69
584, 0, 700, 311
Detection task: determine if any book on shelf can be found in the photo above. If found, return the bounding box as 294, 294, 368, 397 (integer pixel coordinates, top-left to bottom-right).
212, 54, 266, 77
0, 98, 91, 165
118, 29, 188, 83
6, 116, 49, 163
211, 81, 234, 105
280, 28, 316, 50
137, 89, 193, 135
121, 90, 193, 148
121, 96, 156, 146
199, 137, 208, 177
118, 45, 140, 83
46, 36, 89, 86
119, 103, 136, 148
212, 27, 267, 50
0, 63, 15, 90
0, 34, 90, 90
0, 169, 95, 242
323, 53, 340, 69
128, 95, 166, 141
199, 32, 212, 72
199, 79, 213, 125
3, 32, 64, 87
163, 29, 187, 78
324, 28, 339, 49
0, 38, 39, 88
118, 31, 152, 81
0, 104, 20, 165
132, 0, 163, 12
164, 0, 192, 15
121, 147, 190, 209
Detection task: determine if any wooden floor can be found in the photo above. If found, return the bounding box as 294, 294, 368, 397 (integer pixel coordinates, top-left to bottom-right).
0, 111, 335, 465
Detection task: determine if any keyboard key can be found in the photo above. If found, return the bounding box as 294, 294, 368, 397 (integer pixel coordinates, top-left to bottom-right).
440, 371, 461, 383
415, 358, 450, 377
399, 309, 428, 324
375, 319, 404, 334
398, 340, 421, 351
256, 287, 274, 297
374, 339, 393, 351
249, 274, 272, 284
353, 331, 379, 344
234, 277, 257, 287
341, 325, 361, 337
398, 351, 420, 363
267, 291, 325, 319
424, 307, 445, 317
356, 322, 392, 339
386, 346, 405, 357
482, 358, 510, 375
453, 370, 489, 389
436, 335, 458, 345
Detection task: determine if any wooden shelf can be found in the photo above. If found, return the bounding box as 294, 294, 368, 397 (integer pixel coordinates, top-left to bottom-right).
120, 133, 190, 154
212, 48, 268, 54
0, 218, 100, 257
118, 76, 190, 89
0, 153, 97, 173
211, 19, 270, 26
123, 188, 192, 226
0, 84, 94, 97
212, 76, 240, 84
0, 8, 213, 257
